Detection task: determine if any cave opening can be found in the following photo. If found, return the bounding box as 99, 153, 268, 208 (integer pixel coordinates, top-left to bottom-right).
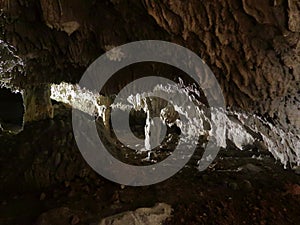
0, 86, 24, 133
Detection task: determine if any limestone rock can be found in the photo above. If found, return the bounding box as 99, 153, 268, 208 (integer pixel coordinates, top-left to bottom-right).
288, 0, 300, 32
98, 203, 172, 225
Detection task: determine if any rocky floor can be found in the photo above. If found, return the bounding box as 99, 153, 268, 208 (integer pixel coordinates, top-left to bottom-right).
0, 105, 299, 225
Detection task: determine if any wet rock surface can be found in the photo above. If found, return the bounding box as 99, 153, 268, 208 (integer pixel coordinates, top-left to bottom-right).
0, 104, 299, 225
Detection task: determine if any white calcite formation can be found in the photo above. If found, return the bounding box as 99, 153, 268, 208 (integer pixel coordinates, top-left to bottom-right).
0, 39, 24, 90
50, 82, 108, 119
50, 82, 300, 168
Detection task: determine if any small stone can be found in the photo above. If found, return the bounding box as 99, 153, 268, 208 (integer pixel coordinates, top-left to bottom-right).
40, 192, 46, 201
64, 181, 70, 188
293, 166, 300, 175
70, 215, 80, 225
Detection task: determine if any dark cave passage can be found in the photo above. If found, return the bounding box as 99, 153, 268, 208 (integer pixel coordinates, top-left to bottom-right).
0, 87, 24, 133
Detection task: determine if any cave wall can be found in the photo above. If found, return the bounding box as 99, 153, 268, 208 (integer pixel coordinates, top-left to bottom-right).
0, 0, 299, 131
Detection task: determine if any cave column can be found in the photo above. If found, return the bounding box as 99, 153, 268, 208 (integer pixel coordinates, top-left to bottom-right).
144, 97, 163, 151
96, 95, 113, 134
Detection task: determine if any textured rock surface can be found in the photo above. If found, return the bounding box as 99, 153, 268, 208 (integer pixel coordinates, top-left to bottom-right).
36, 207, 80, 225
0, 108, 299, 224
0, 2, 299, 225
98, 203, 172, 225
23, 84, 53, 122
0, 0, 299, 169
1, 0, 299, 126
288, 0, 300, 32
